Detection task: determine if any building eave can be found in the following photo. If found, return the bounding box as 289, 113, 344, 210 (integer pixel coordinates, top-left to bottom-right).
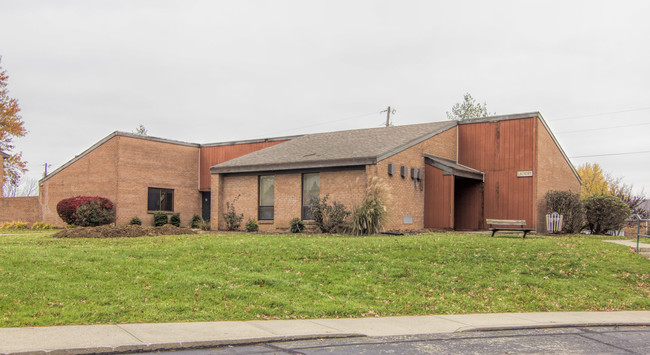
210, 157, 376, 174
376, 121, 458, 162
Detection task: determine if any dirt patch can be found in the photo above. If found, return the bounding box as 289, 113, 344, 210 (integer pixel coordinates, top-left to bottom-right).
52, 224, 196, 238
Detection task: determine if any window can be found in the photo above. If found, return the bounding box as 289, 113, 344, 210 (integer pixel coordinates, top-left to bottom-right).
302, 173, 320, 220
148, 187, 174, 212
258, 175, 274, 220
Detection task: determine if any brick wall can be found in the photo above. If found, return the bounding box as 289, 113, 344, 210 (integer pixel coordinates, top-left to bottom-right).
372, 126, 458, 231
0, 197, 41, 224
40, 138, 120, 225
115, 136, 201, 227
0, 155, 4, 196
214, 169, 366, 232
535, 119, 581, 231
39, 135, 202, 226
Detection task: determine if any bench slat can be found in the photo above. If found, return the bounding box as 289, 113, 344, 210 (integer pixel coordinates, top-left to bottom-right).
486, 219, 526, 225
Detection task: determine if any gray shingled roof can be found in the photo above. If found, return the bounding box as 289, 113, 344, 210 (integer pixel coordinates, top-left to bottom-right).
210, 121, 457, 174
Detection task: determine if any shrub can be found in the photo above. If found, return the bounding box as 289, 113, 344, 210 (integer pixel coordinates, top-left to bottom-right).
351, 176, 389, 235
199, 219, 211, 231
0, 221, 29, 229
170, 213, 181, 227
31, 222, 57, 230
245, 218, 259, 232
74, 199, 116, 227
56, 196, 113, 225
223, 195, 244, 231
190, 214, 203, 229
153, 211, 169, 227
544, 190, 584, 233
129, 216, 142, 226
289, 218, 305, 233
310, 194, 350, 233
583, 194, 632, 234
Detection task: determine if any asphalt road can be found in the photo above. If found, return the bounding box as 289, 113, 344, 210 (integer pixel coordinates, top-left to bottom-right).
149, 326, 649, 354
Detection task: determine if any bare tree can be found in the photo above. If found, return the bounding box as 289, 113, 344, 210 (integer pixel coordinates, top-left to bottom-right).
3, 176, 38, 197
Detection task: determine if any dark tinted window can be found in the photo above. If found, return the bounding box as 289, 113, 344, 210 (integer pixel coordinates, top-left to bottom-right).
148, 187, 174, 212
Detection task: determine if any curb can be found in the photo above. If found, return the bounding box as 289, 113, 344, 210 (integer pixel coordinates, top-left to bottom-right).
458, 322, 650, 333
5, 333, 365, 355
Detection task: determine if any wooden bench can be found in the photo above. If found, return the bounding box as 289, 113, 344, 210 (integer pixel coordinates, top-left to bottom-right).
486, 219, 534, 238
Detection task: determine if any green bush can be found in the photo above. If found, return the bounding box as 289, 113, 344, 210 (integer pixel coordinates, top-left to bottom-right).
584, 194, 631, 234
310, 194, 350, 233
199, 219, 211, 231
351, 177, 389, 235
170, 213, 181, 227
289, 218, 305, 233
544, 190, 584, 233
223, 196, 244, 231
245, 218, 259, 232
129, 216, 142, 226
190, 214, 202, 229
74, 199, 116, 227
153, 211, 168, 227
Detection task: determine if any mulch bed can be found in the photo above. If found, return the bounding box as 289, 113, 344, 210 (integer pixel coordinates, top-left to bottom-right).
52, 225, 197, 238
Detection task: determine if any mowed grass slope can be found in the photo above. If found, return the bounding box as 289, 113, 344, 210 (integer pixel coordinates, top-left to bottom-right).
0, 231, 648, 327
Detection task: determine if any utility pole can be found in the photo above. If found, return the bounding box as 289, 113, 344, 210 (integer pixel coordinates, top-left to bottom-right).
43, 163, 51, 178
381, 106, 396, 127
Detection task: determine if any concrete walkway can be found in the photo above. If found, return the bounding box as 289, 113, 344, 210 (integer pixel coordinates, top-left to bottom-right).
2, 311, 650, 354
605, 239, 650, 258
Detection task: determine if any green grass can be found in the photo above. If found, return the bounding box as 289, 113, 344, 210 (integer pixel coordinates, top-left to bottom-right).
0, 231, 648, 327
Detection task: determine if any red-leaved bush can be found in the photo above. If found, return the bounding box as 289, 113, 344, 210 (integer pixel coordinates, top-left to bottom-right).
56, 196, 115, 226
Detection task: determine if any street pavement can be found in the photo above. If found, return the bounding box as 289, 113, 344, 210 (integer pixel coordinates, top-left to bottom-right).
154, 326, 650, 354
2, 311, 650, 354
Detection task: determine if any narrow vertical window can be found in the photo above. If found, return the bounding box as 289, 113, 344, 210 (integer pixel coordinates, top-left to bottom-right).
302, 173, 320, 220
258, 175, 274, 220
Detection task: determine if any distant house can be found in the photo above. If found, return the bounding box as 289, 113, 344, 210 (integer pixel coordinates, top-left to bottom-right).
0, 112, 581, 232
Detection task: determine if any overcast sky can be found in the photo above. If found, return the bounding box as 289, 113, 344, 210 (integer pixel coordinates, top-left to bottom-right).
1, 0, 649, 194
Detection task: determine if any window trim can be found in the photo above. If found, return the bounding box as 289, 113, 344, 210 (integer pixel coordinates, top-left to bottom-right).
147, 187, 175, 212
258, 175, 275, 221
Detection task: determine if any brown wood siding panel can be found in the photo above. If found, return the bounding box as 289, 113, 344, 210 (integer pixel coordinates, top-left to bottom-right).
199, 141, 287, 190
458, 118, 535, 228
424, 164, 454, 229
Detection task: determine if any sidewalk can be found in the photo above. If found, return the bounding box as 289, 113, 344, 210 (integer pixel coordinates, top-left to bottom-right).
605, 239, 650, 258
2, 311, 650, 354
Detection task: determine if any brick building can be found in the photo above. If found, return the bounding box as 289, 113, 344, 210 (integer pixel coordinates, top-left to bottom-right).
210, 112, 580, 232
1, 112, 580, 232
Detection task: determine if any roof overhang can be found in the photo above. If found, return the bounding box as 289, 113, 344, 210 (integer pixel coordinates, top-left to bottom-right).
424, 154, 484, 181
210, 157, 376, 174
0, 151, 9, 159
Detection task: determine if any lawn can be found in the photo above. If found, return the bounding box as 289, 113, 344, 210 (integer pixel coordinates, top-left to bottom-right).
0, 231, 648, 327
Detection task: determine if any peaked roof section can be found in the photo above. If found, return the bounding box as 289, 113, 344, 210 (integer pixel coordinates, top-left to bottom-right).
458, 112, 581, 182
39, 131, 300, 184
210, 121, 458, 174
0, 150, 9, 159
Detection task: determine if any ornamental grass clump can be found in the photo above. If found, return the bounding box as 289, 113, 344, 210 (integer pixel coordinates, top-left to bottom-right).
351, 176, 389, 235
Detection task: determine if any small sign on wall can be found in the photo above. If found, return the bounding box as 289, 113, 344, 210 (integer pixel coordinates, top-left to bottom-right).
403, 216, 413, 224
517, 170, 533, 177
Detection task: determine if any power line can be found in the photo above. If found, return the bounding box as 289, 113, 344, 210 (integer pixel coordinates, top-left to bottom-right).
550, 106, 650, 122
556, 122, 650, 134
570, 150, 650, 159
